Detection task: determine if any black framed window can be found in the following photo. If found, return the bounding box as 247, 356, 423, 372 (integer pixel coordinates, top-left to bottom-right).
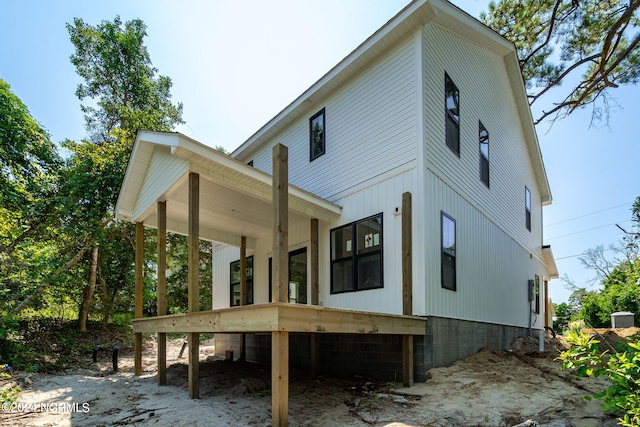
479, 121, 489, 187
445, 73, 460, 156
230, 256, 253, 306
534, 274, 540, 314
441, 212, 456, 291
309, 108, 325, 161
525, 187, 532, 231
268, 248, 308, 304
330, 213, 383, 293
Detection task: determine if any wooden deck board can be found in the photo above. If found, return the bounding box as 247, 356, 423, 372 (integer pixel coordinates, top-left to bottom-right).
132, 303, 426, 335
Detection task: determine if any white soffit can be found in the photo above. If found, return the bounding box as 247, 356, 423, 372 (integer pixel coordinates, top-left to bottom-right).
542, 246, 559, 279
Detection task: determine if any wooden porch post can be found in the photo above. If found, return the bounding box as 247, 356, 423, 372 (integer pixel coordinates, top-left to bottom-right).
157, 201, 167, 386
134, 221, 144, 376
239, 235, 247, 361
310, 218, 319, 375
188, 172, 200, 399
402, 192, 414, 387
544, 279, 550, 328
272, 143, 289, 426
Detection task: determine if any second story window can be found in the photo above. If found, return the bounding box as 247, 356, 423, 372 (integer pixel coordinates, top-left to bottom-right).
525, 187, 532, 231
310, 108, 325, 161
445, 73, 460, 156
479, 121, 489, 187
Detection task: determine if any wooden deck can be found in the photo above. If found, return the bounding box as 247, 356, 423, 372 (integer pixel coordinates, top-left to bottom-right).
132, 303, 426, 335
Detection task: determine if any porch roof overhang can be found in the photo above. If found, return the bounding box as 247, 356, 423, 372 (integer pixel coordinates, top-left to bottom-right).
542, 245, 559, 279
115, 131, 342, 248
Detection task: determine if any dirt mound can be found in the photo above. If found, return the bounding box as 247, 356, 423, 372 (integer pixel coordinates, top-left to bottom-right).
581, 327, 640, 353
508, 335, 569, 355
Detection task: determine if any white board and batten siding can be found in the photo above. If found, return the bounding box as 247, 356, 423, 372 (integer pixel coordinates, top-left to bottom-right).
212, 34, 424, 316
421, 22, 548, 328
322, 168, 419, 315
247, 35, 419, 203
133, 146, 189, 221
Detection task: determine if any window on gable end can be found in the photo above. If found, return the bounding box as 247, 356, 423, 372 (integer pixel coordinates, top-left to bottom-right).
479, 121, 489, 187
309, 108, 325, 161
525, 187, 532, 231
445, 73, 460, 156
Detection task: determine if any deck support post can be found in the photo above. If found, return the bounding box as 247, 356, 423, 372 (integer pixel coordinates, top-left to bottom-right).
272, 143, 289, 426
310, 218, 319, 376
134, 221, 144, 376
272, 331, 289, 427
188, 172, 200, 399
157, 201, 167, 386
402, 191, 414, 387
239, 235, 247, 361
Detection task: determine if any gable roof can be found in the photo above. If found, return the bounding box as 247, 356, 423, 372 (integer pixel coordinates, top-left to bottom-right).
115, 131, 341, 247
231, 0, 551, 205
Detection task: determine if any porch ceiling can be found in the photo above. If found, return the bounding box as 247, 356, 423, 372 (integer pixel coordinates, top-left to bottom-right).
115, 131, 342, 247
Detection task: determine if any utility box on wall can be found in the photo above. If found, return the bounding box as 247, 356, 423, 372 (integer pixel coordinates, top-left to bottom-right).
611, 312, 635, 328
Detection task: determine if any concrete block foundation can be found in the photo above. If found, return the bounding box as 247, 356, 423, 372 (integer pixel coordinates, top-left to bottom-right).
214, 316, 533, 382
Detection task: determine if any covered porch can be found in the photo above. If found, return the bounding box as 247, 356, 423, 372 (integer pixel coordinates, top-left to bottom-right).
115, 131, 424, 426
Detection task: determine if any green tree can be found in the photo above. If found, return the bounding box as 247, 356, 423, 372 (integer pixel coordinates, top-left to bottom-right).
553, 301, 572, 333
0, 79, 60, 254
573, 199, 640, 327
67, 16, 183, 143
482, 0, 640, 126
0, 79, 62, 315
64, 16, 185, 331
561, 331, 640, 426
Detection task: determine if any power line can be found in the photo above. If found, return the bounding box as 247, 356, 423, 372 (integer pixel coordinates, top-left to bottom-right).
544, 202, 633, 227
545, 219, 632, 241
554, 245, 626, 261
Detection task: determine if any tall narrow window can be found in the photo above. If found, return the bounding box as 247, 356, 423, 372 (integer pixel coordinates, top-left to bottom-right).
441, 212, 456, 291
445, 73, 460, 156
534, 274, 540, 314
268, 248, 308, 304
330, 214, 383, 293
525, 187, 532, 231
230, 256, 254, 306
479, 121, 489, 187
309, 108, 325, 161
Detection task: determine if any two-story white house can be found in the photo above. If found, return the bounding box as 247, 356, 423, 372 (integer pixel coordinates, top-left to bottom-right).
116, 0, 558, 423
210, 0, 558, 374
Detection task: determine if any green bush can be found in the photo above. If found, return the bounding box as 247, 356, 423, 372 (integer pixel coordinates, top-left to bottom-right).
560, 330, 640, 426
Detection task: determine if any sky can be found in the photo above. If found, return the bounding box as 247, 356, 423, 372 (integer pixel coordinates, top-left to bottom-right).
1, 0, 638, 305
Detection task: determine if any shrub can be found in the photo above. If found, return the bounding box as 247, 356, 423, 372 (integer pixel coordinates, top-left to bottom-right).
560, 331, 640, 426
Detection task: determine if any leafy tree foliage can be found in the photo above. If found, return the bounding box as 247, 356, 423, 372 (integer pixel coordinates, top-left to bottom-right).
67, 16, 183, 142
561, 331, 640, 426
569, 198, 640, 327
482, 0, 640, 125
63, 16, 188, 330
0, 80, 63, 314
0, 79, 61, 250
552, 301, 572, 333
